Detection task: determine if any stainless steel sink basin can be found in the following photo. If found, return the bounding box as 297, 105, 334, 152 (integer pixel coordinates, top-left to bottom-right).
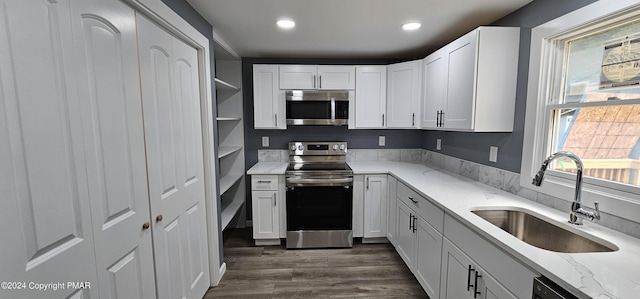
471, 209, 617, 253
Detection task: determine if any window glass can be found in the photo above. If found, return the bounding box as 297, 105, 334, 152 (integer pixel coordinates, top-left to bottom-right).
563, 20, 640, 103
551, 19, 640, 187
551, 103, 640, 186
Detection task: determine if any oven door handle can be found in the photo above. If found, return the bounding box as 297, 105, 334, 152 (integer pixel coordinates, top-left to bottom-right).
285, 177, 353, 187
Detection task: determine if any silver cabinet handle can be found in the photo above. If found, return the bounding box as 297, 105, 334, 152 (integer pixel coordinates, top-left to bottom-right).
274, 114, 278, 126
366, 177, 370, 190
273, 192, 277, 206
313, 75, 316, 88
412, 113, 415, 127
319, 75, 322, 88
382, 114, 385, 126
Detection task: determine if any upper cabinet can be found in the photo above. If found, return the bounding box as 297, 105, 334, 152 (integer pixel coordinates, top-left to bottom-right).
253, 65, 286, 129
421, 27, 520, 132
387, 60, 422, 129
352, 65, 387, 129
279, 65, 355, 90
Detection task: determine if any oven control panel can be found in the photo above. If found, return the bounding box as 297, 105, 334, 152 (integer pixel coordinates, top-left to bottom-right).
288, 142, 347, 156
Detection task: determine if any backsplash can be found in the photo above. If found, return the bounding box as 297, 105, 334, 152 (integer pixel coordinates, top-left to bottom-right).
256, 148, 640, 238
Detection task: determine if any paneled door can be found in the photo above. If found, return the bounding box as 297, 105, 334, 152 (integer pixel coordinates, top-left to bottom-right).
69, 0, 156, 298
136, 15, 210, 299
0, 0, 99, 298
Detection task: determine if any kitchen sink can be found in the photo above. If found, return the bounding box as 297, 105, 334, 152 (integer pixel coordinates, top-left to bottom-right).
471, 208, 617, 253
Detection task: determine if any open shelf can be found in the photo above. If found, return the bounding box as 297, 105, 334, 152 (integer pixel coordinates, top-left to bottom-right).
219, 173, 243, 195
215, 78, 240, 91
220, 198, 244, 230
218, 146, 242, 158
216, 117, 242, 121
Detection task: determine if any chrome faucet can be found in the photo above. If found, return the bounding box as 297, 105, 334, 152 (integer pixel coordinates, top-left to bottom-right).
532, 151, 600, 225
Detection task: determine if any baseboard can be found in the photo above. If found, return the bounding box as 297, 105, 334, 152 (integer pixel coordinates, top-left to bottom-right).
212, 262, 226, 287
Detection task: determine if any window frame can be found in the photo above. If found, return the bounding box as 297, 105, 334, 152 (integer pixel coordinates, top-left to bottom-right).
521, 0, 640, 223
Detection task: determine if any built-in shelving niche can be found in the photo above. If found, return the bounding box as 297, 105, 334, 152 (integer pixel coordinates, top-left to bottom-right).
213, 38, 245, 231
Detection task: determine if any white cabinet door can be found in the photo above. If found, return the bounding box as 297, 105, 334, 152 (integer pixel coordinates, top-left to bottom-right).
70, 0, 156, 298
422, 50, 447, 129
440, 238, 516, 299
279, 65, 317, 89
251, 191, 280, 239
444, 31, 477, 130
387, 60, 421, 128
386, 176, 398, 245
137, 15, 210, 299
395, 201, 416, 268
253, 65, 285, 129
414, 216, 443, 299
317, 66, 355, 89
353, 66, 387, 128
0, 1, 99, 297
280, 65, 355, 89
440, 238, 475, 299
363, 175, 387, 238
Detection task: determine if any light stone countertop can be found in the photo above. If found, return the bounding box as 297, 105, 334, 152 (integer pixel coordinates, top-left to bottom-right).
246, 162, 288, 175
246, 161, 640, 298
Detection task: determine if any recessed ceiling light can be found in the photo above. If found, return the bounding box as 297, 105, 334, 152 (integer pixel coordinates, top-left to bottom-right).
277, 19, 295, 29
402, 22, 421, 31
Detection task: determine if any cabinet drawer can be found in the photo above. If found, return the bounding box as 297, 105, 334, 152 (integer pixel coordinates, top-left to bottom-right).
251, 175, 279, 190
397, 182, 444, 233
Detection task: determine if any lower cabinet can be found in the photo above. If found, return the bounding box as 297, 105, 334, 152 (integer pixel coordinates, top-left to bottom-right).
396, 200, 443, 299
363, 174, 388, 238
387, 176, 398, 245
394, 180, 444, 299
251, 175, 282, 244
440, 238, 516, 299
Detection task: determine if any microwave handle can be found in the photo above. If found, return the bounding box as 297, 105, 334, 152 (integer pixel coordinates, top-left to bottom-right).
331, 98, 335, 121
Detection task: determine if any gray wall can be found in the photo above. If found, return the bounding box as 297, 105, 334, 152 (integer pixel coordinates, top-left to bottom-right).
422, 0, 598, 173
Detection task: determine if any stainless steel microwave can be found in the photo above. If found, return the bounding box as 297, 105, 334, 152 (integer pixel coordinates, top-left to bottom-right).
285, 90, 350, 126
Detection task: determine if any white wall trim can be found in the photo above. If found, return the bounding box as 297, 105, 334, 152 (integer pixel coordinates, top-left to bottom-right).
125, 0, 222, 287
520, 0, 640, 223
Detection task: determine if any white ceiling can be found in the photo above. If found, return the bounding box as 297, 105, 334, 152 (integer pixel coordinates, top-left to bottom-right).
186, 0, 533, 59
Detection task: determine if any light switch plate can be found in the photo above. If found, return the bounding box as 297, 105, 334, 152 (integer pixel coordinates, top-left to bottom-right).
489, 146, 498, 162
379, 136, 386, 146
262, 136, 269, 147
436, 139, 442, 150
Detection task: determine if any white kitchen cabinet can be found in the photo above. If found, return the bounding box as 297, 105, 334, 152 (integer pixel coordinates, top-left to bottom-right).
440, 238, 516, 299
443, 214, 537, 298
386, 60, 422, 128
394, 182, 444, 299
352, 65, 387, 128
250, 175, 282, 244
386, 176, 398, 245
279, 65, 355, 90
363, 175, 388, 239
421, 26, 520, 132
253, 64, 285, 129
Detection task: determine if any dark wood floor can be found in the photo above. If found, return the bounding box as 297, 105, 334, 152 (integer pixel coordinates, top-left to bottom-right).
204, 228, 428, 298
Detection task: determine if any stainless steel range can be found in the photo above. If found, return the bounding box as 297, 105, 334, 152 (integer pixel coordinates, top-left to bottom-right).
285, 141, 353, 248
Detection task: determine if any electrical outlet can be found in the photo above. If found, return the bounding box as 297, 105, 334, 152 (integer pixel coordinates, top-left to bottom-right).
489, 146, 498, 162
262, 136, 269, 147
379, 136, 386, 146
436, 139, 442, 150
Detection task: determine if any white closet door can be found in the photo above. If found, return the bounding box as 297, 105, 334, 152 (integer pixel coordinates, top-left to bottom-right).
69, 0, 156, 298
0, 0, 98, 298
136, 14, 210, 299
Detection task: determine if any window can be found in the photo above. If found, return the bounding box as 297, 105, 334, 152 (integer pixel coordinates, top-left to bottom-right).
522, 0, 640, 221
549, 20, 640, 187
